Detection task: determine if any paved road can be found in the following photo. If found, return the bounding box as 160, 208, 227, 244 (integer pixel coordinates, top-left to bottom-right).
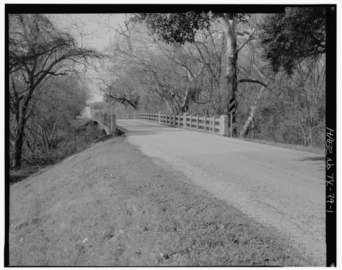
117, 120, 326, 265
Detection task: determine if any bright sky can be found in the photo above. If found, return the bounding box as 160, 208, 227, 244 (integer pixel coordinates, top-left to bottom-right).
47, 14, 127, 103
48, 14, 126, 51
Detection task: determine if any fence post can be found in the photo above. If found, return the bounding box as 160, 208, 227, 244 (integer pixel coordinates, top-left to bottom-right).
183, 113, 187, 128
212, 116, 215, 132
197, 115, 199, 129
158, 112, 161, 123
204, 116, 207, 132
220, 115, 228, 136
189, 114, 192, 128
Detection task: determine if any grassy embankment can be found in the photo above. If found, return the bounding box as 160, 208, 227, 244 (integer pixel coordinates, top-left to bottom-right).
10, 136, 310, 266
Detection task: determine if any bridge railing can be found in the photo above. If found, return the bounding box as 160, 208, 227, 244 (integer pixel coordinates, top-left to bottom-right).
118, 112, 228, 136
90, 108, 116, 135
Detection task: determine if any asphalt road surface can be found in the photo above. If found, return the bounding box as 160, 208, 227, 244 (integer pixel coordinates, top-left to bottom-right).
117, 119, 326, 265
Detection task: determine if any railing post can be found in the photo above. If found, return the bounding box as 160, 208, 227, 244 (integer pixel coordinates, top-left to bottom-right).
220, 115, 228, 136
183, 113, 187, 128
204, 116, 207, 132
212, 116, 215, 132
158, 112, 161, 123
189, 114, 192, 128
111, 114, 116, 134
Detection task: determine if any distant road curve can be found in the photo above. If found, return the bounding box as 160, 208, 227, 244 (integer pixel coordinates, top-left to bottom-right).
117, 119, 326, 266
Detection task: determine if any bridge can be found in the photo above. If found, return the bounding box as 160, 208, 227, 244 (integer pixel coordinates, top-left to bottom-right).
116, 115, 325, 265
79, 106, 116, 135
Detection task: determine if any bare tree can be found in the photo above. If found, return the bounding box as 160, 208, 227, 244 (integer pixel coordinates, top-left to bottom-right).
9, 14, 99, 168
109, 22, 206, 114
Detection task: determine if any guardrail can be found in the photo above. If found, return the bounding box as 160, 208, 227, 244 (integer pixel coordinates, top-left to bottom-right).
118, 112, 229, 136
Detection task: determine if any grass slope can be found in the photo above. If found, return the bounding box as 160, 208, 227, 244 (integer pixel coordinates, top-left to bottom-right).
10, 136, 309, 266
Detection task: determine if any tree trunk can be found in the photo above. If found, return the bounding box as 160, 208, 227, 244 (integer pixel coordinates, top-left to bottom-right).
239, 85, 266, 138
163, 98, 173, 113
308, 127, 313, 147
180, 87, 192, 113
224, 16, 238, 136
13, 82, 34, 168
13, 119, 26, 168
218, 31, 228, 96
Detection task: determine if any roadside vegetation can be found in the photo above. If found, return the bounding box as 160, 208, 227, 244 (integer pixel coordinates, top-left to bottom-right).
10, 137, 310, 266
9, 120, 106, 184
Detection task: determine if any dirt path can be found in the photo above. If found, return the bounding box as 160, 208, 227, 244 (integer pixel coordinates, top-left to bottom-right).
10, 137, 310, 266
117, 120, 326, 266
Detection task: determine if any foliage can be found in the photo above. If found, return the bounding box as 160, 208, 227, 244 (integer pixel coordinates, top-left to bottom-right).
10, 121, 106, 183
258, 7, 326, 74
238, 57, 325, 147
102, 69, 141, 110
133, 12, 211, 44
22, 76, 89, 155
134, 12, 250, 45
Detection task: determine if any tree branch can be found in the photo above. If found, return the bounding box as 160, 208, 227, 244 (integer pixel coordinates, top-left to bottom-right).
236, 29, 255, 53
238, 78, 268, 88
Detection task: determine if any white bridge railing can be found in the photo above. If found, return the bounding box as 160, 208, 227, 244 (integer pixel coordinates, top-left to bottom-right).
118, 112, 229, 136
90, 108, 116, 135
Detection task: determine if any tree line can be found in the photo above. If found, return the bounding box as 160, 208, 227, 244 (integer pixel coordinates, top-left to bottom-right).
101, 8, 326, 147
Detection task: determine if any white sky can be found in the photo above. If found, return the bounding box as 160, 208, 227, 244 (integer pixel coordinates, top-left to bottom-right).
47, 14, 127, 103
48, 14, 126, 51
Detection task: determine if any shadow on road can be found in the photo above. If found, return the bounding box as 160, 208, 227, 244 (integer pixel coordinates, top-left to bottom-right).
298, 156, 325, 162
298, 156, 325, 172
116, 125, 183, 137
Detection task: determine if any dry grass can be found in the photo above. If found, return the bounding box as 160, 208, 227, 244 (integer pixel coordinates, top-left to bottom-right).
10, 137, 309, 266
